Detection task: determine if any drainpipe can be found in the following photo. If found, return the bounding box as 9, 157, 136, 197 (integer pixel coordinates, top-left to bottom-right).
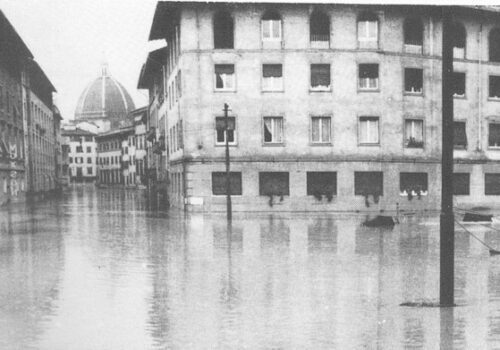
478, 23, 483, 151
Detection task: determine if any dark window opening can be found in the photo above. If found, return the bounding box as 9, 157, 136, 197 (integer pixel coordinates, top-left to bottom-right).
87, 157, 92, 164
215, 116, 235, 144
452, 72, 466, 97
212, 172, 242, 195
489, 76, 500, 99
404, 68, 423, 94
86, 146, 91, 153
76, 146, 83, 153
452, 22, 466, 49
454, 121, 467, 149
485, 173, 500, 195
87, 167, 93, 175
214, 11, 234, 49
354, 171, 383, 196
453, 173, 470, 195
400, 172, 428, 195
358, 64, 378, 89
310, 64, 331, 90
310, 11, 329, 42
490, 28, 500, 62
307, 172, 337, 197
489, 123, 500, 148
259, 172, 289, 196
404, 119, 423, 148
403, 17, 423, 46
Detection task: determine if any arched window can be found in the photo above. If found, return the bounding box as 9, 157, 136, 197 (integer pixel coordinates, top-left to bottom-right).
310, 10, 329, 45
213, 10, 234, 49
357, 11, 378, 46
490, 27, 500, 62
451, 22, 466, 59
403, 17, 423, 51
262, 10, 281, 41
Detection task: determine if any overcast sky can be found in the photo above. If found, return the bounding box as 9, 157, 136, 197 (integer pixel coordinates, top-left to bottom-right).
0, 0, 159, 120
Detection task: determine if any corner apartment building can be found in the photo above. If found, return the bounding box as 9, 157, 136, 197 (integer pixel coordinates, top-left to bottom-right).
61, 127, 97, 183
142, 3, 500, 212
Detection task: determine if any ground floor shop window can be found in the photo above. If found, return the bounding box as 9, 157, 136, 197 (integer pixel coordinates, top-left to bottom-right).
307, 172, 336, 200
485, 173, 500, 195
212, 172, 242, 195
453, 173, 470, 195
354, 171, 383, 197
259, 172, 289, 196
400, 172, 428, 199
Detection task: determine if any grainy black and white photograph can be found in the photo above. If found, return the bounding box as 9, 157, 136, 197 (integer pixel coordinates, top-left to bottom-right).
1, 0, 500, 348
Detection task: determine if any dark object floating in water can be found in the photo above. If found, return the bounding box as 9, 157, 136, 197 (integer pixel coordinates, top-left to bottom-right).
463, 213, 492, 222
362, 215, 395, 227
400, 301, 456, 308
490, 249, 500, 256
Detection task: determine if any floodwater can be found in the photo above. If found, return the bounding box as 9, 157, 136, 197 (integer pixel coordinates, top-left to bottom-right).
1, 188, 500, 349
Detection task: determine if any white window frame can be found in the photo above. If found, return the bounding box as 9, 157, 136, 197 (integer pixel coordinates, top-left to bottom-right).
214, 65, 235, 91
262, 19, 282, 41
311, 116, 332, 144
358, 116, 379, 145
489, 122, 500, 149
262, 64, 283, 92
358, 64, 379, 91
404, 119, 424, 148
263, 116, 284, 144
357, 19, 378, 42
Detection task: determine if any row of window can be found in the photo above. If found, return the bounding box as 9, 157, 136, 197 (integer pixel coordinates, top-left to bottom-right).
214, 115, 498, 149
71, 166, 93, 176
213, 63, 476, 97
70, 136, 94, 143
211, 171, 497, 197
69, 156, 93, 164
212, 8, 500, 63
75, 145, 93, 153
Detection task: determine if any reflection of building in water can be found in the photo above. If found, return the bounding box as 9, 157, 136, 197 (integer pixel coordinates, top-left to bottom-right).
0, 207, 64, 347
140, 3, 500, 212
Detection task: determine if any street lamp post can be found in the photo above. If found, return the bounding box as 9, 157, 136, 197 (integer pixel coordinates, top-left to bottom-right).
440, 6, 455, 307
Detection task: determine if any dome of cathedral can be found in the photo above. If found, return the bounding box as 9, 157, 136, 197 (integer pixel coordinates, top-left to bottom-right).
74, 64, 135, 128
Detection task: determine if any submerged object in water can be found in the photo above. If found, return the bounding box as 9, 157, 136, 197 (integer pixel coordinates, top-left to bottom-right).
463, 213, 493, 222
362, 215, 395, 227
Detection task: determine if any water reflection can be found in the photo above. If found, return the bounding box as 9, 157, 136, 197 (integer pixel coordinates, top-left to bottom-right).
3, 189, 500, 348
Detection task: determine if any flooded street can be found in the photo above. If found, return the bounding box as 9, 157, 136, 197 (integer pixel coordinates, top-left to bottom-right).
2, 188, 500, 349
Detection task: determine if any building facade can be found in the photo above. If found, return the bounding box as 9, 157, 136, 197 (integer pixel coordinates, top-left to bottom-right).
96, 115, 147, 187
61, 128, 97, 183
142, 3, 500, 212
0, 10, 32, 205
25, 61, 58, 194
